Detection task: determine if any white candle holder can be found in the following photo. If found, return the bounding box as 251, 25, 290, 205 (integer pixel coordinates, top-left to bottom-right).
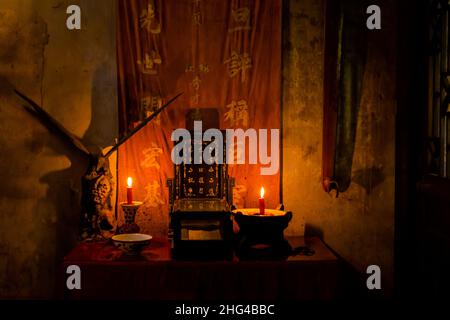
119, 201, 143, 234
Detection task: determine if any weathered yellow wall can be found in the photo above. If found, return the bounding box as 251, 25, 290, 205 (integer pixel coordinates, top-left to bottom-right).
0, 0, 117, 298
283, 0, 396, 294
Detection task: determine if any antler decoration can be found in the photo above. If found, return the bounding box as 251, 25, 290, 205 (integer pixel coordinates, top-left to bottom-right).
14, 89, 91, 157
15, 89, 182, 241
15, 89, 183, 158
104, 92, 183, 158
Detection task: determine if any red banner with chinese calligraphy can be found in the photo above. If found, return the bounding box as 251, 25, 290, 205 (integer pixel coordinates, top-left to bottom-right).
117, 0, 282, 236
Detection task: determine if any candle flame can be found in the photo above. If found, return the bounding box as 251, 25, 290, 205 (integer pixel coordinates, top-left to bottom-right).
127, 177, 133, 188
260, 187, 265, 199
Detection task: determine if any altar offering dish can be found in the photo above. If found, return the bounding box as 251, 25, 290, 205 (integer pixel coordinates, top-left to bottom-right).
112, 233, 152, 255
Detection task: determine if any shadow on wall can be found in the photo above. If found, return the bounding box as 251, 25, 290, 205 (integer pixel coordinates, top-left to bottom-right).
0, 75, 88, 298
0, 63, 116, 297
0, 0, 117, 299
35, 120, 89, 298
83, 63, 118, 153
27, 63, 118, 297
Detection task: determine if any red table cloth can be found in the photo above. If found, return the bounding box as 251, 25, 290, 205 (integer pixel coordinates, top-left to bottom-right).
62, 237, 338, 300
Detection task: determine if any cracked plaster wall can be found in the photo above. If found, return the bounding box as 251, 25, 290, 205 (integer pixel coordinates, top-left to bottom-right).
0, 0, 117, 298
283, 0, 396, 295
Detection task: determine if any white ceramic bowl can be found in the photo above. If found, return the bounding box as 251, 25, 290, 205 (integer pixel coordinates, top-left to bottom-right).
112, 233, 152, 255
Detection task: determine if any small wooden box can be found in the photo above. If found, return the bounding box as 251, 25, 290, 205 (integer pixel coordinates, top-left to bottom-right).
170, 199, 233, 259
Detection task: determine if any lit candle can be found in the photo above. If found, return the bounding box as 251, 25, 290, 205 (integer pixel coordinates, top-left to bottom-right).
259, 187, 265, 215
127, 177, 133, 204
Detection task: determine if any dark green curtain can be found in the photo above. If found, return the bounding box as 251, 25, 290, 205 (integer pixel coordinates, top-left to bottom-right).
323, 0, 367, 194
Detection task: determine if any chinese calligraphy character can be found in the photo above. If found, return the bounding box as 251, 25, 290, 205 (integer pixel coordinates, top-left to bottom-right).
229, 7, 251, 33
199, 64, 210, 73
185, 63, 210, 106
199, 177, 204, 184
185, 64, 209, 74
191, 76, 201, 91
140, 143, 163, 170
137, 51, 162, 75
224, 99, 249, 127
185, 64, 195, 73
143, 181, 165, 208
139, 3, 161, 34
192, 11, 202, 25
224, 51, 252, 82
190, 93, 200, 105
141, 95, 162, 123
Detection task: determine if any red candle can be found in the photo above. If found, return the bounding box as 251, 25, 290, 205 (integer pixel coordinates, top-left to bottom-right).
259, 187, 265, 215
127, 177, 133, 204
